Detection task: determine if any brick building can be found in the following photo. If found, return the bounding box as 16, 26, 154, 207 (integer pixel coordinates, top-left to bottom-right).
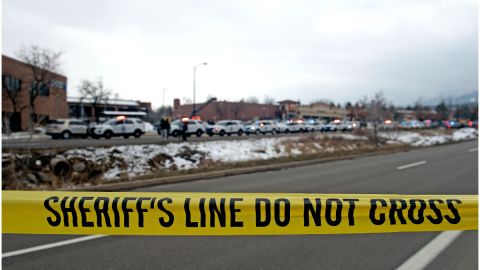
2, 55, 68, 132
278, 100, 300, 120
173, 98, 280, 121
278, 100, 347, 121
68, 97, 152, 121
297, 101, 347, 121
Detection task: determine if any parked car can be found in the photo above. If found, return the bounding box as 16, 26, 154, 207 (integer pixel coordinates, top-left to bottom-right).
442, 120, 461, 129
202, 121, 214, 136
245, 120, 278, 135
337, 121, 353, 132
323, 122, 338, 132
210, 120, 244, 136
304, 121, 324, 132
91, 117, 145, 139
169, 119, 206, 137
277, 121, 305, 133
46, 119, 89, 139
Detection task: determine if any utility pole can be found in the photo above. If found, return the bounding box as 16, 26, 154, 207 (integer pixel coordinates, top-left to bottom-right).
162, 88, 167, 110
193, 62, 207, 117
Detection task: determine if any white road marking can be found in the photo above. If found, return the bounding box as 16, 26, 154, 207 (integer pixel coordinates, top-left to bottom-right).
396, 161, 427, 170
2, 235, 107, 258
396, 230, 463, 270
467, 147, 477, 152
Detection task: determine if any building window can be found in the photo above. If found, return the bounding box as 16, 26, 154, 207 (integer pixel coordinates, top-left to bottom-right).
2, 75, 22, 92
31, 82, 49, 96
49, 79, 66, 90
38, 83, 49, 96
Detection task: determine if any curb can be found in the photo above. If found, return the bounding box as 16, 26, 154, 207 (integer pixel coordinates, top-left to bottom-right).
68, 147, 410, 191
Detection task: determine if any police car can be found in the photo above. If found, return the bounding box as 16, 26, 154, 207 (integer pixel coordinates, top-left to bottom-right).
169, 119, 206, 137
210, 120, 244, 136
91, 116, 145, 139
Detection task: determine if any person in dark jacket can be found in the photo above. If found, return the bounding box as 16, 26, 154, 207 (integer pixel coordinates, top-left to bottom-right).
165, 119, 171, 139
181, 119, 188, 141
159, 119, 166, 137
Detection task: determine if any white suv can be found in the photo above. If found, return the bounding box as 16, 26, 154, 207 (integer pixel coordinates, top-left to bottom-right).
337, 121, 353, 132
277, 121, 305, 133
245, 120, 278, 135
211, 120, 244, 136
92, 118, 145, 139
46, 119, 89, 139
169, 119, 206, 137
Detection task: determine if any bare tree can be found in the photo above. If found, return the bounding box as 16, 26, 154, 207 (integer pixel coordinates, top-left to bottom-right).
353, 95, 369, 122
2, 75, 27, 133
387, 103, 397, 121
230, 102, 243, 119
214, 102, 225, 120
263, 95, 275, 105
366, 92, 388, 146
435, 102, 449, 121
414, 99, 426, 121
182, 97, 192, 104
245, 96, 259, 104
156, 105, 173, 117
16, 45, 63, 131
78, 78, 111, 123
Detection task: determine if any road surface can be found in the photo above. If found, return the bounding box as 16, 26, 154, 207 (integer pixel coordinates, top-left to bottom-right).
3, 140, 478, 269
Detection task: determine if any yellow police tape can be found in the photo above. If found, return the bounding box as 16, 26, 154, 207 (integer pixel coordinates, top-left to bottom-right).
2, 191, 478, 235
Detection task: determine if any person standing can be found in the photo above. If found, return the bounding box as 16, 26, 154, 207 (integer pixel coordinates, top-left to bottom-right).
165, 118, 171, 139
159, 118, 166, 137
181, 119, 188, 141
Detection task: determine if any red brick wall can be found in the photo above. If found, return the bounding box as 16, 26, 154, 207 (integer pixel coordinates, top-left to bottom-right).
173, 99, 279, 121
2, 55, 68, 131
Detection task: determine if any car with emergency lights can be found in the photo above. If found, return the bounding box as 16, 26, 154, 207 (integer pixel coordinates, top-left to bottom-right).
442, 120, 461, 129
245, 120, 278, 135
91, 116, 145, 139
210, 120, 244, 136
277, 121, 305, 133
323, 121, 339, 132
304, 120, 325, 132
46, 118, 89, 139
380, 120, 397, 130
169, 119, 206, 137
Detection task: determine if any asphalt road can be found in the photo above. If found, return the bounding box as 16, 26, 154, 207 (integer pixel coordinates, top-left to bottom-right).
2, 132, 305, 151
3, 140, 478, 270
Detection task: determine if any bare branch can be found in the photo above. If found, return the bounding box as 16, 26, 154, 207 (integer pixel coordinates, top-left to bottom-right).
15, 45, 63, 131
77, 78, 112, 122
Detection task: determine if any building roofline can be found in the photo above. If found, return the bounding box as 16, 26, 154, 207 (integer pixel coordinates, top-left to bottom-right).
278, 99, 300, 104
67, 96, 140, 106
2, 54, 67, 80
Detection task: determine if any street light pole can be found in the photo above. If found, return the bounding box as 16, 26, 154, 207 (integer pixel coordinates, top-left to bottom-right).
162, 88, 167, 108
193, 62, 207, 117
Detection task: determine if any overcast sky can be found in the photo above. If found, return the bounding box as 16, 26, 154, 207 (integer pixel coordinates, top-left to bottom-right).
2, 0, 478, 108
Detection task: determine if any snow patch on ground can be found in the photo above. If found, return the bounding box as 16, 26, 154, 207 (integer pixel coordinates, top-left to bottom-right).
327, 133, 368, 141
64, 129, 477, 180
452, 128, 478, 141
380, 128, 477, 147
5, 128, 477, 187
58, 135, 365, 180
